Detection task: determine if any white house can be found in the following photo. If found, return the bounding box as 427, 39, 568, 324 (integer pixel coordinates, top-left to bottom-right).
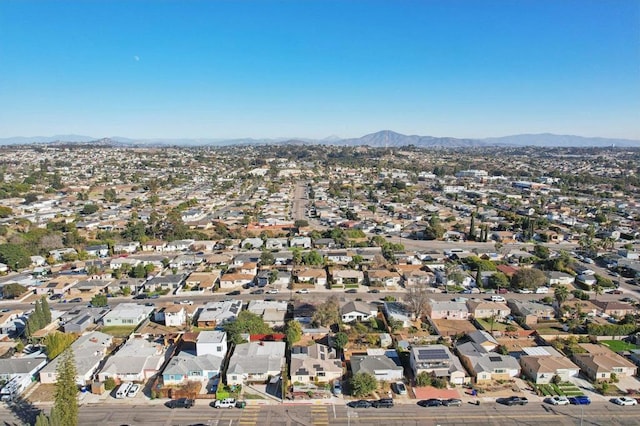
226, 341, 286, 385
341, 301, 377, 323
102, 303, 153, 327
98, 335, 166, 382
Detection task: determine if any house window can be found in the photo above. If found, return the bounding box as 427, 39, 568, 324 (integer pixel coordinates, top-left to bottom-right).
601, 373, 606, 378
217, 346, 222, 352
318, 372, 326, 377
494, 369, 505, 374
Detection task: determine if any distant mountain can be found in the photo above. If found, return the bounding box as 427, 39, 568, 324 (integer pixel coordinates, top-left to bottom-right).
0, 131, 638, 148
481, 133, 640, 147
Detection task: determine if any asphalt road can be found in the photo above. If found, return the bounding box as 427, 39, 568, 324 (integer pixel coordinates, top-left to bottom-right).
2, 400, 639, 426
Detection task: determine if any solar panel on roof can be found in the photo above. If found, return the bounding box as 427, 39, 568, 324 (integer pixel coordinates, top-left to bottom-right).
417, 349, 447, 360
488, 356, 502, 362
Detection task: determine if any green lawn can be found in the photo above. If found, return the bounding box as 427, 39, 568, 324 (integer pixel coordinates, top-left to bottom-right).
100, 325, 136, 337
476, 318, 508, 331
601, 340, 639, 352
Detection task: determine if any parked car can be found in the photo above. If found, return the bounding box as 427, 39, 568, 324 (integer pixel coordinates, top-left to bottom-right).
393, 382, 407, 395
332, 380, 342, 396
267, 288, 279, 294
296, 289, 309, 294
611, 397, 637, 406
497, 396, 528, 406
213, 398, 236, 408
226, 290, 241, 296
168, 398, 194, 409
418, 399, 442, 407
50, 294, 63, 300
545, 396, 570, 406
69, 297, 83, 303
442, 398, 462, 407
347, 400, 371, 409
345, 289, 357, 294
368, 289, 380, 294
127, 384, 140, 398
569, 395, 591, 405
250, 289, 264, 295
178, 300, 193, 305
371, 398, 394, 408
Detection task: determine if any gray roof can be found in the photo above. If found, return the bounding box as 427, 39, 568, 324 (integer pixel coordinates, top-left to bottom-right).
197, 330, 226, 345
227, 341, 285, 376
0, 357, 47, 375
163, 351, 224, 377
350, 355, 403, 376
40, 331, 112, 379
340, 301, 374, 316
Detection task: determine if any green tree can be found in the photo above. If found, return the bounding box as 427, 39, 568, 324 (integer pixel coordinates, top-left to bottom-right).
312, 296, 341, 327
222, 311, 272, 344
0, 206, 13, 218
350, 372, 377, 397
285, 320, 302, 347
510, 268, 546, 290
333, 332, 349, 355
90, 293, 108, 307
302, 250, 324, 266
41, 296, 52, 324
80, 204, 99, 215
43, 332, 77, 360
103, 377, 116, 390
487, 272, 509, 290
34, 412, 50, 426
294, 219, 309, 228
1, 283, 28, 299
51, 348, 79, 426
260, 250, 275, 266
0, 243, 31, 269
415, 371, 432, 387
554, 285, 570, 306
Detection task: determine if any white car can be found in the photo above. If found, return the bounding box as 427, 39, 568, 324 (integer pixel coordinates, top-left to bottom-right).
178, 300, 193, 305
267, 288, 279, 294
612, 397, 637, 406
127, 383, 140, 398
518, 289, 533, 294
296, 289, 309, 294
394, 382, 407, 395
214, 398, 236, 408
546, 396, 570, 406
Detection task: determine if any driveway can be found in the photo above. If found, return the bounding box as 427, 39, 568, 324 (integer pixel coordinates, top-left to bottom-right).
615, 375, 640, 393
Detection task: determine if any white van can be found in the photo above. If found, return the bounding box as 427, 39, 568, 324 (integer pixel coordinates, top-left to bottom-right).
536, 286, 549, 294
115, 382, 132, 399
491, 295, 506, 303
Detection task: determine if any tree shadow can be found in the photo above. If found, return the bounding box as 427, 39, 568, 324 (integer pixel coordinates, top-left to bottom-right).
5, 396, 42, 426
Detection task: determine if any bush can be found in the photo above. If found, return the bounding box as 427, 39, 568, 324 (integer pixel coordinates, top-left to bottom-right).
104, 377, 116, 391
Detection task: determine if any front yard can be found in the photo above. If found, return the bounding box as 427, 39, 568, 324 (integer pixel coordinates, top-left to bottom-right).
535, 382, 584, 397
600, 340, 639, 352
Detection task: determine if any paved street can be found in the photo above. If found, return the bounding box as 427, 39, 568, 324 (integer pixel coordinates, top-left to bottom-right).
3, 400, 640, 426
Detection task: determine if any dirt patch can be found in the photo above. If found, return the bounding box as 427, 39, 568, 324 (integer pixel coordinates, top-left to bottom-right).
413, 386, 461, 400
27, 383, 56, 403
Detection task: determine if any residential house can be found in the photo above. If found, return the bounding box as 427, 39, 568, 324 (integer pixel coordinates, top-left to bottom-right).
293, 268, 327, 287
101, 303, 153, 326
85, 245, 109, 258
155, 304, 186, 327
290, 236, 311, 248
366, 269, 401, 289
265, 238, 288, 250
592, 301, 636, 318
71, 279, 112, 295
0, 357, 47, 401
37, 276, 78, 296
197, 300, 242, 328
109, 257, 141, 270
162, 351, 223, 386
169, 254, 204, 269
219, 272, 255, 290
427, 299, 470, 320
401, 268, 436, 287
330, 269, 364, 287
184, 271, 219, 291
144, 274, 186, 293
290, 343, 343, 384
106, 278, 144, 295
546, 271, 575, 286
572, 343, 637, 381
141, 240, 166, 252
325, 251, 352, 265
341, 301, 377, 323
98, 335, 167, 382
409, 344, 469, 385
226, 340, 286, 385
456, 331, 520, 384
247, 300, 288, 327
165, 239, 195, 251
241, 238, 263, 249
466, 300, 511, 320
0, 310, 24, 336
519, 346, 580, 384
61, 306, 110, 333
507, 300, 555, 325
197, 330, 228, 356
40, 331, 113, 386
113, 241, 140, 254
350, 350, 404, 382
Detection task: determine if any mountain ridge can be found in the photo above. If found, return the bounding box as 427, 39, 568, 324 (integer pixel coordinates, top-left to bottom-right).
0, 131, 638, 148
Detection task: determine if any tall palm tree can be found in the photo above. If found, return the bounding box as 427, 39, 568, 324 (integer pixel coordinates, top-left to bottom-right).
554, 285, 569, 308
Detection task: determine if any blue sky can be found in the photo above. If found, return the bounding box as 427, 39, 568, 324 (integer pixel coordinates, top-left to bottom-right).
1, 0, 638, 140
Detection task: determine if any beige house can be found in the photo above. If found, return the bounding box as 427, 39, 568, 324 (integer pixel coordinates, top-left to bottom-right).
185, 271, 220, 291
293, 268, 327, 287
519, 346, 580, 384
330, 269, 364, 287
366, 269, 401, 288
466, 300, 511, 320
572, 344, 637, 381
219, 272, 255, 289
290, 343, 342, 384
